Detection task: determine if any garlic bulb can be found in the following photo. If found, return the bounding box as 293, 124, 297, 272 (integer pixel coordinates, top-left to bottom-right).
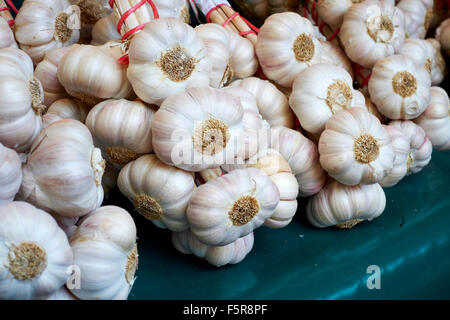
0, 143, 22, 204
152, 87, 245, 172
256, 12, 322, 87
69, 0, 111, 41
127, 18, 211, 106
397, 0, 433, 39
306, 180, 386, 229
187, 168, 280, 246
319, 107, 395, 186
91, 14, 120, 45
290, 64, 365, 134
0, 17, 17, 49
58, 41, 134, 107
118, 154, 195, 232
228, 28, 259, 81
319, 41, 354, 79
14, 0, 80, 64
436, 18, 450, 56
86, 99, 156, 168
42, 98, 89, 128
172, 230, 254, 267
0, 201, 73, 299
427, 39, 446, 85
340, 0, 405, 68
19, 119, 105, 218
379, 125, 409, 187
0, 48, 43, 152
317, 0, 360, 30
69, 206, 138, 300
368, 55, 431, 120
414, 86, 450, 150
231, 77, 294, 128
388, 120, 432, 174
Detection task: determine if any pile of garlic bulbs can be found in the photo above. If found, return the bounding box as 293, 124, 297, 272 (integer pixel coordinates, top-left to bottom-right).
0, 0, 448, 300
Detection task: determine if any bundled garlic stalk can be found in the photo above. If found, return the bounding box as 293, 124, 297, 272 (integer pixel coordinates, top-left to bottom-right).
436, 18, 450, 56
0, 17, 17, 49
187, 168, 280, 246
379, 125, 409, 187
42, 98, 89, 128
0, 201, 73, 299
172, 230, 254, 267
319, 41, 354, 79
19, 119, 105, 218
14, 0, 80, 64
0, 48, 43, 152
69, 206, 138, 300
397, 0, 433, 39
0, 143, 22, 204
118, 154, 195, 232
256, 12, 322, 88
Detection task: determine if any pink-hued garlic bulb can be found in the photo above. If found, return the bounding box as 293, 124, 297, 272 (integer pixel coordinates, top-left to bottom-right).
388, 120, 432, 174
0, 143, 22, 204
0, 48, 43, 152
436, 18, 450, 56
231, 77, 294, 128
151, 87, 245, 172
187, 168, 280, 246
172, 230, 254, 267
0, 201, 73, 299
306, 180, 386, 229
319, 41, 354, 79
319, 107, 395, 186
256, 12, 322, 88
127, 18, 211, 106
290, 64, 365, 135
368, 55, 431, 120
397, 0, 433, 39
340, 0, 405, 68
91, 14, 121, 45
57, 41, 134, 107
0, 17, 17, 49
379, 125, 409, 187
69, 206, 138, 300
19, 119, 105, 218
42, 98, 89, 128
14, 0, 80, 64
414, 86, 450, 150
86, 99, 156, 168
118, 154, 195, 232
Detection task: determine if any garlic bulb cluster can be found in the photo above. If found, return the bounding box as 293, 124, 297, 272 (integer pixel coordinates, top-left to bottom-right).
256, 12, 322, 88
118, 154, 195, 232
317, 0, 360, 30
14, 0, 80, 64
397, 0, 433, 39
369, 55, 431, 119
290, 64, 365, 134
69, 206, 138, 300
187, 168, 280, 246
231, 77, 294, 128
172, 230, 254, 267
0, 143, 22, 204
0, 48, 43, 152
42, 98, 89, 128
319, 41, 354, 79
0, 17, 17, 49
414, 86, 450, 150
127, 18, 211, 106
20, 119, 105, 218
306, 180, 386, 229
58, 41, 134, 107
319, 107, 395, 186
86, 99, 156, 168
436, 18, 450, 56
340, 0, 405, 68
0, 201, 73, 299
379, 125, 409, 187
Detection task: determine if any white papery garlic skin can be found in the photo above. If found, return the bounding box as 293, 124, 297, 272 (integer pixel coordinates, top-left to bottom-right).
0, 143, 22, 204
118, 154, 195, 232
0, 48, 43, 152
127, 18, 211, 106
319, 107, 395, 186
414, 86, 450, 150
187, 168, 280, 246
340, 0, 405, 68
42, 98, 89, 128
306, 180, 386, 229
290, 64, 365, 135
69, 206, 138, 300
14, 0, 80, 64
397, 0, 433, 39
436, 18, 450, 56
319, 41, 354, 79
227, 28, 259, 81
19, 119, 105, 218
369, 55, 431, 120
317, 0, 361, 29
427, 39, 446, 85
172, 230, 254, 267
153, 0, 191, 23
0, 201, 73, 299
91, 14, 121, 45
0, 17, 17, 49
45, 286, 77, 300
379, 125, 409, 187
256, 12, 322, 88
